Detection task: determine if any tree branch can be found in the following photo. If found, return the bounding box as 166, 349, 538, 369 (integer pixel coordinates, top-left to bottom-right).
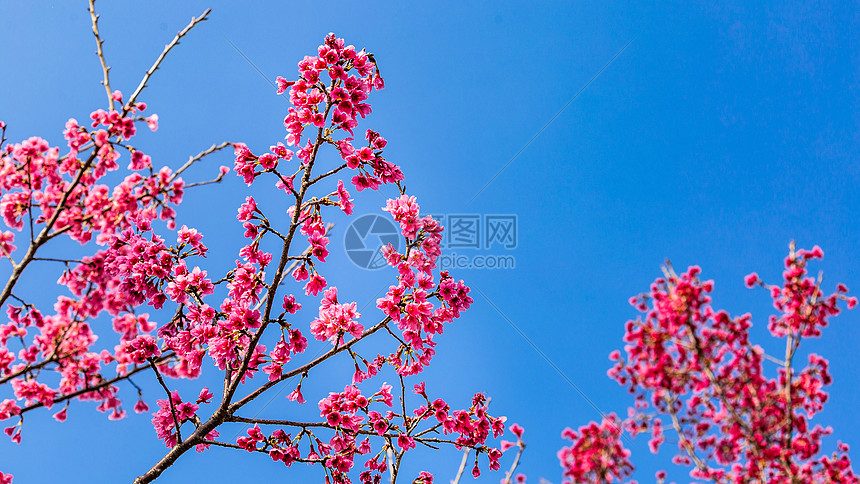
451, 449, 470, 484
19, 353, 175, 414
149, 358, 182, 445
168, 141, 232, 184
502, 442, 526, 484
229, 317, 391, 412
123, 8, 212, 114
88, 0, 114, 111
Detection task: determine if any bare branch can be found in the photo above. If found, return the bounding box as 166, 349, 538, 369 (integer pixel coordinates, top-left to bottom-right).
124, 8, 212, 114
168, 141, 232, 184
227, 416, 331, 428
88, 0, 114, 110
308, 161, 349, 185
451, 449, 470, 484
502, 443, 526, 484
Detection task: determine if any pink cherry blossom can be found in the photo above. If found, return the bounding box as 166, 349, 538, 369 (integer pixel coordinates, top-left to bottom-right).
0, 25, 509, 484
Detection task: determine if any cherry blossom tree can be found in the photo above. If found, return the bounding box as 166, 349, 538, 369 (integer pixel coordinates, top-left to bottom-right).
0, 2, 508, 482
511, 243, 857, 484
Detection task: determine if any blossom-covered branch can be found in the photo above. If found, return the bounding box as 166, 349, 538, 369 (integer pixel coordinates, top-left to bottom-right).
545, 244, 858, 484
0, 5, 511, 484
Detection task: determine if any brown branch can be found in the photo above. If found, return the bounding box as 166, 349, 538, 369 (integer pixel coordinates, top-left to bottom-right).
149, 358, 183, 445
168, 141, 232, 185
88, 0, 114, 111
227, 416, 331, 428
134, 68, 396, 484
399, 375, 408, 430
44, 163, 197, 242
682, 320, 753, 436
663, 394, 712, 479
0, 313, 88, 385
123, 8, 212, 115
183, 176, 226, 189
199, 439, 323, 463
308, 161, 349, 185
133, 316, 390, 484
26, 160, 35, 244
31, 257, 85, 264
225, 415, 478, 452
222, 93, 334, 406
0, 357, 57, 385
230, 317, 391, 411
413, 422, 442, 438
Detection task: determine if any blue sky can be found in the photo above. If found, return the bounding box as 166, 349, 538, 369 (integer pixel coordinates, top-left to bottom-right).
1, 0, 858, 482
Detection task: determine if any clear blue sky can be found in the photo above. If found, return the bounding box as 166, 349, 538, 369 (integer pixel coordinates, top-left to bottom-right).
1, 1, 858, 482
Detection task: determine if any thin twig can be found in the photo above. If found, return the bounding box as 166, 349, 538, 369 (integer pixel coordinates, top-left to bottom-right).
32, 257, 85, 264
88, 0, 114, 110
184, 176, 226, 189
168, 141, 232, 184
308, 161, 349, 185
399, 375, 408, 430
149, 358, 183, 445
198, 439, 322, 463
123, 8, 212, 115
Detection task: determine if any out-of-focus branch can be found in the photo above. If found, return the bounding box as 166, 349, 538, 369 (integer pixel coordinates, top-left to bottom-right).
451, 449, 469, 484
503, 442, 526, 484
662, 394, 710, 478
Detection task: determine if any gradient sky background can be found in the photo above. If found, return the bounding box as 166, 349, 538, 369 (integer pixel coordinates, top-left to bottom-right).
1, 1, 859, 482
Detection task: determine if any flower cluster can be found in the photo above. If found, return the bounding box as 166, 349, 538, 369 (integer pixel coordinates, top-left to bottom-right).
310, 287, 362, 344
557, 415, 633, 484
602, 245, 858, 483
0, 26, 503, 484
151, 389, 218, 450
